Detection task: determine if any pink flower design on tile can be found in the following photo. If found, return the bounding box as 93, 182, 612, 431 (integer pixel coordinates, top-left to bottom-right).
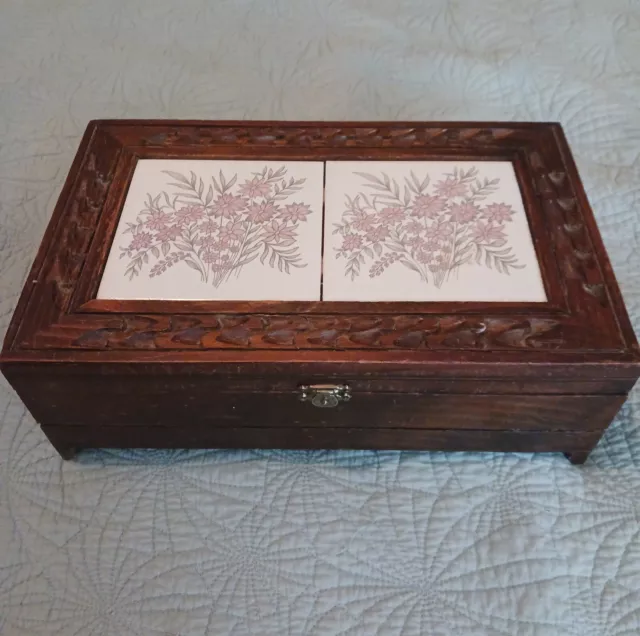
483, 203, 514, 223
404, 220, 424, 234
219, 220, 245, 243
341, 234, 363, 251
335, 166, 524, 286
238, 176, 272, 199
365, 226, 390, 243
247, 201, 278, 223
416, 250, 433, 264
377, 206, 405, 224
264, 220, 296, 246
128, 232, 153, 252
174, 205, 205, 226
154, 225, 182, 242
213, 238, 232, 251
423, 239, 441, 252
352, 214, 377, 232
470, 221, 507, 245
198, 220, 220, 234
121, 165, 313, 285
211, 193, 248, 219
196, 233, 221, 249
433, 177, 468, 198
145, 210, 173, 231
426, 221, 454, 241
280, 203, 311, 223
449, 202, 480, 224
411, 194, 447, 219
406, 235, 425, 249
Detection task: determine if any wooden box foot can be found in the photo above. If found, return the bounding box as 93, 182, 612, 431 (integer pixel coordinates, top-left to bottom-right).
564, 450, 591, 465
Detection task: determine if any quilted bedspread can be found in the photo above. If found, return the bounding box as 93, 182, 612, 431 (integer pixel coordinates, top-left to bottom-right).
1, 1, 640, 634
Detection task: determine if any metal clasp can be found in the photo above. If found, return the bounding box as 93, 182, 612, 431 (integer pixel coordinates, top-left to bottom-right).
299, 384, 351, 408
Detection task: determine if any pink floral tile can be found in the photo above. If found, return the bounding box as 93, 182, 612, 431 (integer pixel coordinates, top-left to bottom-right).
322, 161, 547, 302
97, 160, 324, 300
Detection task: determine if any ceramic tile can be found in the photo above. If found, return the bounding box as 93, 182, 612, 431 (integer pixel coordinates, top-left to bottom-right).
97, 159, 324, 300
323, 161, 547, 302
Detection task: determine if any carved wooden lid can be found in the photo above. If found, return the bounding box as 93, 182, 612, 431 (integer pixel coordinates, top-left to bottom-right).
2, 121, 639, 378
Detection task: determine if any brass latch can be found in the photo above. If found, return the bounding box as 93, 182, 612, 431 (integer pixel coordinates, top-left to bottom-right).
299, 384, 351, 408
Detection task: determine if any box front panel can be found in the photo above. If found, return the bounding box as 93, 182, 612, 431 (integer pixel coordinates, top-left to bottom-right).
8, 370, 626, 432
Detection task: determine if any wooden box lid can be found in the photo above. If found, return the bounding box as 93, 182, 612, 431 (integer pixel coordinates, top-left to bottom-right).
2, 120, 639, 381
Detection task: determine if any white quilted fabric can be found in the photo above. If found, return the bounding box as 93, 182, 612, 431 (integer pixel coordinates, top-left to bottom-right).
1, 1, 640, 634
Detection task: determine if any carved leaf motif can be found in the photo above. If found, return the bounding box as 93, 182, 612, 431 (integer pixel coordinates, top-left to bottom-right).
123, 332, 157, 349
490, 129, 514, 139
564, 223, 583, 234
573, 249, 592, 262
217, 327, 252, 346
393, 316, 430, 331
349, 328, 383, 346
563, 258, 580, 279
442, 329, 481, 348
557, 198, 576, 211
527, 318, 561, 336
349, 317, 384, 331
583, 283, 607, 304
139, 125, 517, 149
307, 329, 340, 346
393, 331, 425, 348
437, 317, 468, 333
44, 312, 578, 351
494, 319, 560, 348
171, 327, 209, 346
73, 328, 119, 348
263, 330, 296, 345
529, 151, 544, 170
265, 317, 310, 332
548, 171, 566, 186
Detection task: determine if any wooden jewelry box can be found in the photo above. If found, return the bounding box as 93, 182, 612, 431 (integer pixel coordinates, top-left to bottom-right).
2, 120, 639, 463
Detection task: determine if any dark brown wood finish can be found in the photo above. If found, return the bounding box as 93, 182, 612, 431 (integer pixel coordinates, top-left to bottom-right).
5, 370, 626, 429
2, 120, 639, 463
